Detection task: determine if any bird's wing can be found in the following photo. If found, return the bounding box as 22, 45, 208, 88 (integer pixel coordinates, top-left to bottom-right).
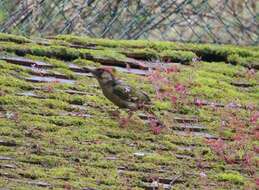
112, 81, 150, 104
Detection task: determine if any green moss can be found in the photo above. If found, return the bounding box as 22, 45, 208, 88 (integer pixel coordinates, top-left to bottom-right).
73, 58, 101, 67
0, 41, 126, 62
68, 95, 85, 105
0, 126, 22, 137
47, 116, 86, 127
19, 167, 47, 179
227, 53, 259, 69
196, 61, 243, 78
56, 35, 151, 48
216, 172, 245, 184
26, 55, 70, 69
0, 71, 32, 90
56, 35, 259, 67
19, 154, 67, 167
159, 50, 197, 64
143, 153, 174, 165
0, 32, 31, 43
153, 100, 171, 110
0, 34, 257, 189
49, 167, 76, 179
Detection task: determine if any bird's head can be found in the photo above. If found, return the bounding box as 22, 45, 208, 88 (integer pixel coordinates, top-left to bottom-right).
89, 67, 117, 83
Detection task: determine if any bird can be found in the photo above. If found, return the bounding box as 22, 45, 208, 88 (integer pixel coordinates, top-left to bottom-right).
84, 66, 165, 132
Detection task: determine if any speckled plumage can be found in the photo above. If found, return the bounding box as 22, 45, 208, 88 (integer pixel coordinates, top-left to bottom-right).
90, 67, 151, 110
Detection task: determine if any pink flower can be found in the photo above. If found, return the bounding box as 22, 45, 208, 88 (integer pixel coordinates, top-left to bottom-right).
255, 178, 259, 186
194, 99, 204, 107
233, 133, 244, 141
174, 84, 186, 94
166, 65, 179, 73
255, 131, 259, 140
250, 112, 259, 124
170, 96, 177, 104
151, 126, 162, 135
206, 139, 225, 154
253, 146, 259, 153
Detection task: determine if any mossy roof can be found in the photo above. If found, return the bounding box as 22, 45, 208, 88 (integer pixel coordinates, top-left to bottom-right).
0, 33, 258, 190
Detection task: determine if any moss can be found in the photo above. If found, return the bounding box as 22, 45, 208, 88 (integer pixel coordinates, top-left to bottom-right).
0, 41, 126, 62
68, 95, 85, 105
25, 54, 70, 69
143, 153, 174, 165
73, 58, 101, 67
153, 100, 171, 110
0, 33, 257, 189
227, 53, 259, 69
159, 50, 197, 64
49, 167, 76, 179
0, 72, 32, 90
51, 68, 77, 79
56, 34, 151, 48
216, 172, 245, 184
0, 126, 23, 137
56, 35, 259, 67
18, 167, 47, 179
196, 61, 243, 78
47, 116, 86, 127
0, 32, 31, 43
18, 154, 67, 167
121, 48, 159, 60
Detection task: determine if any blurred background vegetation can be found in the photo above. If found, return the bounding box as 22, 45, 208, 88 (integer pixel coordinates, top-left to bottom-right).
0, 0, 258, 45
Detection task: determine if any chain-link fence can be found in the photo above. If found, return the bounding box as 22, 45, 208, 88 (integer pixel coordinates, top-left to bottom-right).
0, 0, 258, 45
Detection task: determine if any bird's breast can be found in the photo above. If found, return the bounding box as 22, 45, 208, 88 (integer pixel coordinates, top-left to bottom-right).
99, 83, 133, 109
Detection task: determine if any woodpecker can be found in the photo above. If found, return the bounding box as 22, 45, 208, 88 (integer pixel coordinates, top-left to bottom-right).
85, 66, 165, 132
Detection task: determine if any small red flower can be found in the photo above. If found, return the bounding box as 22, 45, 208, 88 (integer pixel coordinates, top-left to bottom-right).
151, 126, 162, 135
254, 131, 259, 140
255, 178, 259, 187
174, 84, 186, 94
166, 65, 179, 73
170, 96, 177, 104
194, 98, 204, 107
250, 112, 259, 124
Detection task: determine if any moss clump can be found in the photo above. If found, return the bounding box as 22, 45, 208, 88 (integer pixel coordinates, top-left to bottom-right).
56, 35, 151, 48
56, 35, 259, 68
121, 48, 159, 60
18, 154, 67, 167
216, 172, 245, 184
0, 32, 31, 43
25, 55, 70, 69
227, 53, 259, 69
0, 41, 126, 63
143, 153, 175, 165
153, 100, 171, 111
73, 58, 101, 67
49, 167, 76, 180
0, 73, 32, 90
159, 50, 197, 64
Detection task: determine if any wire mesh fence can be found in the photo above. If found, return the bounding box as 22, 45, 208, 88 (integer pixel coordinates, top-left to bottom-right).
0, 0, 258, 45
